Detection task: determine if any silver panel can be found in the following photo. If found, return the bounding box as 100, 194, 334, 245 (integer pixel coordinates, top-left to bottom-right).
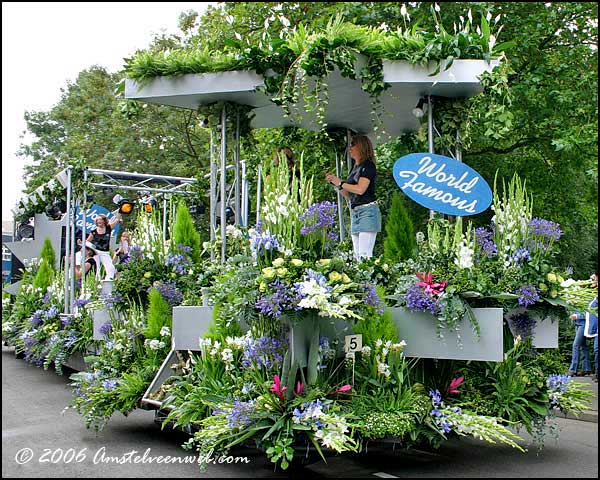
172, 306, 214, 351
390, 307, 504, 362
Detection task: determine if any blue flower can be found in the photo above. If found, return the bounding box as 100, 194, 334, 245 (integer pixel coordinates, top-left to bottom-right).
516, 284, 540, 307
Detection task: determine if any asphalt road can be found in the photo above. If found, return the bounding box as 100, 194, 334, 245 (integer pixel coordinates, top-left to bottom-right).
2, 345, 598, 478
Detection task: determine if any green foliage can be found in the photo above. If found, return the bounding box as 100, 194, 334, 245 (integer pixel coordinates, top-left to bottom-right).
352, 303, 397, 347
173, 201, 202, 263
40, 238, 56, 268
32, 260, 54, 292
145, 288, 172, 340
383, 192, 416, 263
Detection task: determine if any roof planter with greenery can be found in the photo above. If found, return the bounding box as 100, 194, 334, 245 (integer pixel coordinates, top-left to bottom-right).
124, 10, 513, 134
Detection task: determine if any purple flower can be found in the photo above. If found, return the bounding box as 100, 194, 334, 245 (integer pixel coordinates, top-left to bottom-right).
362, 283, 384, 315
176, 244, 193, 254
99, 321, 113, 335
64, 331, 77, 348
547, 374, 571, 392
256, 279, 301, 318
45, 305, 59, 319
151, 280, 183, 306
509, 311, 537, 338
165, 253, 190, 275
129, 245, 145, 260
100, 292, 123, 309
102, 378, 118, 391
516, 284, 540, 307
529, 218, 562, 242
474, 227, 497, 259
510, 247, 530, 266
300, 201, 337, 235
226, 399, 255, 429
251, 231, 280, 258
405, 284, 441, 315
30, 309, 45, 328
73, 298, 90, 309
241, 336, 284, 370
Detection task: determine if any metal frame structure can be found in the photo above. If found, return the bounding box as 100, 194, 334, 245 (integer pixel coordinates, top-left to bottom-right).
61, 168, 203, 314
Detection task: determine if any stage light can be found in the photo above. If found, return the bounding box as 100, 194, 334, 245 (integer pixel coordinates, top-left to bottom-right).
412, 97, 428, 118
17, 220, 34, 240
45, 199, 67, 220
141, 195, 157, 213
112, 194, 135, 214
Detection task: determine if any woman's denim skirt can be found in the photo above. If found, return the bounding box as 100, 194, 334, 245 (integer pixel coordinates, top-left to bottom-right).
350, 202, 381, 235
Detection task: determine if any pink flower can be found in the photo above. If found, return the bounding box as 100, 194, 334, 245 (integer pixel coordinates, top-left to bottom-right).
270, 374, 287, 401
447, 376, 464, 395
294, 381, 304, 396
335, 384, 352, 394
416, 272, 447, 296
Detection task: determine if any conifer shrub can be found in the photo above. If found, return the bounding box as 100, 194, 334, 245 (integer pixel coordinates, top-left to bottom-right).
384, 193, 416, 263
173, 201, 201, 263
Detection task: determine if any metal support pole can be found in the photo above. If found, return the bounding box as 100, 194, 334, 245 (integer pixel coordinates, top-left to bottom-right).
69, 197, 77, 310
220, 105, 227, 263
81, 174, 88, 297
427, 95, 435, 220
455, 128, 462, 163
346, 129, 353, 172
162, 197, 168, 243
63, 167, 72, 314
234, 110, 241, 226
335, 151, 345, 242
209, 129, 217, 262
241, 160, 248, 228
256, 165, 262, 227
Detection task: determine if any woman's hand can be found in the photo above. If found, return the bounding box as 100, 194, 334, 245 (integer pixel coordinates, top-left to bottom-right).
325, 172, 341, 187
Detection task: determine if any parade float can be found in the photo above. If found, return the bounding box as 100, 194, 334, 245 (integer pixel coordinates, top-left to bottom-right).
3, 11, 596, 471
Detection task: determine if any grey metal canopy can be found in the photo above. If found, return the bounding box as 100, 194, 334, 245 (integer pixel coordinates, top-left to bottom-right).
125, 58, 499, 138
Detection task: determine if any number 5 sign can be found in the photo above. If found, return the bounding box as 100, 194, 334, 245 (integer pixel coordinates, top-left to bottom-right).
344, 334, 362, 353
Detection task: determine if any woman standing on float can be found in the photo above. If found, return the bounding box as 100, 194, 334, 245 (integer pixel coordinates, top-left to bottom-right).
326, 134, 381, 260
86, 213, 121, 279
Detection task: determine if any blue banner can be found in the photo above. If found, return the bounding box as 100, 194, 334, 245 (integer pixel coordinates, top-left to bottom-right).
393, 153, 492, 216
75, 204, 121, 235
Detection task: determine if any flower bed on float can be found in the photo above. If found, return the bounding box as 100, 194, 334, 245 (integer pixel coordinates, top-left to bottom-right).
2, 159, 596, 470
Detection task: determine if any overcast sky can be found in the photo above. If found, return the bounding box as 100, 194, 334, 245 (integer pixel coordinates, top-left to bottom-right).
1, 2, 215, 222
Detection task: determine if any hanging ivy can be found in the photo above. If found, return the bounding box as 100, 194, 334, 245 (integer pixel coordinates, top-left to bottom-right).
124, 10, 511, 136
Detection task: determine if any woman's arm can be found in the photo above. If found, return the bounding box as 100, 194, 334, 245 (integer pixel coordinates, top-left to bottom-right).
338, 177, 370, 196
108, 213, 122, 229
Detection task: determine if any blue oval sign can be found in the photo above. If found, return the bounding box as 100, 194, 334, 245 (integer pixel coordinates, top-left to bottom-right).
74, 204, 121, 235
392, 153, 492, 216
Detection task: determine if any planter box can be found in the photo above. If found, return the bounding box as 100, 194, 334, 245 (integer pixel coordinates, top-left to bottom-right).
390, 307, 504, 362
505, 307, 559, 348
92, 309, 122, 340
172, 306, 214, 351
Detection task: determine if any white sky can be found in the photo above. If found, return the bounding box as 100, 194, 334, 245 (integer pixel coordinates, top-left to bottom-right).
1, 2, 215, 222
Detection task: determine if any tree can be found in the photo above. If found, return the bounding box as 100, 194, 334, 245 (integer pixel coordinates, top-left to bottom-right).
39, 238, 56, 269
173, 201, 202, 263
384, 193, 416, 263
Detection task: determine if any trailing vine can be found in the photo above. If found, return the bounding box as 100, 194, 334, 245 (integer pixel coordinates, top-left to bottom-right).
124, 9, 510, 138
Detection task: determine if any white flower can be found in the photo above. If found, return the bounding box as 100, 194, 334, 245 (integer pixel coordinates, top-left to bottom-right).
272, 257, 285, 267
360, 346, 371, 355
221, 348, 234, 363
160, 326, 171, 337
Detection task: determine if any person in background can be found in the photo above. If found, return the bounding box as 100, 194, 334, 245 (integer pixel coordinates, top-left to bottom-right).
325, 134, 381, 261
567, 308, 592, 377
75, 242, 98, 280
86, 213, 121, 280
113, 230, 132, 265
273, 147, 300, 183
584, 273, 598, 382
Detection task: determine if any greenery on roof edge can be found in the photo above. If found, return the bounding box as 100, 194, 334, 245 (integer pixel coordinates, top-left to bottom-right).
124, 9, 512, 99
